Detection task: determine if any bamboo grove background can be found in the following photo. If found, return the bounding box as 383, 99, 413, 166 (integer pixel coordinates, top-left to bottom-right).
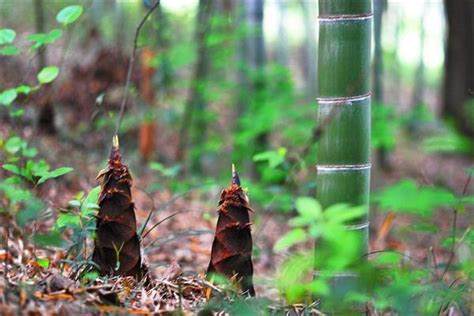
0, 0, 473, 314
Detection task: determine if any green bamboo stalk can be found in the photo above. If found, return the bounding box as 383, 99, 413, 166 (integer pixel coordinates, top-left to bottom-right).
315, 0, 372, 313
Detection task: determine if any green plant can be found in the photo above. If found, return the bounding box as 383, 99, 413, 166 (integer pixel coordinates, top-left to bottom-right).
55, 187, 101, 260
274, 197, 368, 308
0, 5, 83, 248
0, 136, 73, 228
275, 172, 473, 314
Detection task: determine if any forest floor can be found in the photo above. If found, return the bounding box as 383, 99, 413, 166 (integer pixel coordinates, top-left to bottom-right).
1, 121, 472, 314
1, 47, 473, 314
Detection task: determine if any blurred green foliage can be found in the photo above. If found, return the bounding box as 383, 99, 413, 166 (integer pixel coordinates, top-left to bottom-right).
0, 5, 82, 249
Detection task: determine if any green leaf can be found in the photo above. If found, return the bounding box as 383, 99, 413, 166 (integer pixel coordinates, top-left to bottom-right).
0, 89, 17, 106
16, 85, 31, 95
277, 253, 313, 303
0, 182, 31, 203
56, 5, 83, 25
80, 186, 101, 216
0, 28, 16, 44
149, 162, 181, 178
44, 28, 63, 42
67, 200, 81, 208
37, 167, 73, 184
0, 45, 20, 56
82, 271, 99, 281
423, 130, 474, 154
16, 199, 43, 226
373, 179, 457, 216
29, 159, 50, 178
5, 136, 25, 154
295, 197, 322, 221
37, 66, 60, 84
274, 228, 307, 252
252, 148, 287, 169
26, 29, 63, 48
56, 213, 81, 228
36, 258, 50, 268
33, 231, 64, 247
2, 164, 20, 175
324, 204, 366, 224
22, 147, 38, 157
9, 109, 25, 118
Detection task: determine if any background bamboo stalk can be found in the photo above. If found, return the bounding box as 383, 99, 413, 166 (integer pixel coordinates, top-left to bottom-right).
315, 0, 373, 312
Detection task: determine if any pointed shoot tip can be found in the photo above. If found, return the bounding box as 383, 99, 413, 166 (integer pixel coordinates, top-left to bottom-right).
113, 135, 119, 149
109, 135, 121, 162
231, 163, 240, 186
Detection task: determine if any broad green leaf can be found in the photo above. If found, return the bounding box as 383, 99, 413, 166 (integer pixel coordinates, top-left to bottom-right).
83, 271, 99, 281
29, 159, 50, 178
423, 131, 474, 155
460, 195, 474, 206
374, 252, 402, 265
26, 29, 62, 48
0, 182, 31, 203
0, 28, 15, 44
16, 198, 43, 226
56, 213, 81, 228
306, 279, 330, 296
253, 148, 287, 169
0, 45, 20, 56
5, 136, 25, 154
22, 147, 38, 157
324, 204, 366, 224
37, 167, 73, 184
277, 253, 313, 303
274, 228, 307, 252
372, 103, 396, 150
9, 109, 25, 118
37, 66, 60, 84
80, 186, 101, 216
149, 162, 181, 178
295, 196, 322, 220
36, 258, 50, 268
56, 5, 83, 25
44, 28, 63, 42
0, 89, 17, 106
2, 164, 20, 175
373, 179, 457, 216
33, 231, 64, 247
67, 200, 81, 208
16, 85, 31, 95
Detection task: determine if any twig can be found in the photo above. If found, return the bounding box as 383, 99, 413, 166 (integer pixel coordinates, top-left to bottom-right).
429, 246, 439, 280
113, 0, 161, 137
144, 229, 212, 251
441, 171, 472, 280
139, 191, 189, 237
200, 279, 223, 294
138, 181, 216, 237
141, 211, 188, 239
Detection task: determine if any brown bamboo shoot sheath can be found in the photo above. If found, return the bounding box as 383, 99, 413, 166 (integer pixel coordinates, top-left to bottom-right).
92, 140, 146, 280
207, 168, 255, 296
